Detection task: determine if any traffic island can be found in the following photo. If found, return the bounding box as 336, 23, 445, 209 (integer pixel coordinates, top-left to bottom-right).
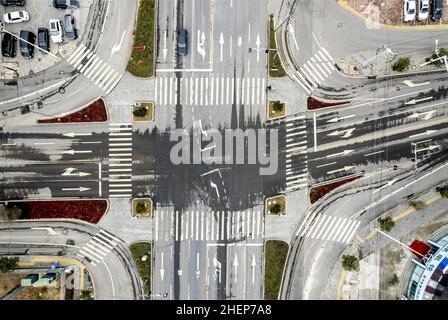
307, 96, 350, 111
268, 15, 286, 78
129, 242, 152, 299
37, 97, 108, 123
309, 175, 361, 204
132, 102, 154, 123
264, 240, 289, 300
127, 0, 156, 77
267, 101, 286, 121
131, 198, 153, 218
265, 195, 286, 216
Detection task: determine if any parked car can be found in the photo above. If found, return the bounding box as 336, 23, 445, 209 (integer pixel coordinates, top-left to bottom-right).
404, 0, 416, 22
19, 30, 35, 59
1, 33, 16, 58
63, 14, 78, 40
418, 0, 430, 20
53, 0, 78, 9
0, 0, 25, 6
49, 19, 63, 43
37, 27, 50, 53
432, 0, 443, 20
3, 10, 29, 24
177, 29, 188, 56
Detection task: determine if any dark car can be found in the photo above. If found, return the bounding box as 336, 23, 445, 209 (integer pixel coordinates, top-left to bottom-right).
63, 14, 78, 40
432, 0, 443, 20
0, 0, 25, 6
37, 28, 50, 53
19, 30, 35, 59
53, 0, 78, 9
177, 29, 188, 56
1, 33, 16, 58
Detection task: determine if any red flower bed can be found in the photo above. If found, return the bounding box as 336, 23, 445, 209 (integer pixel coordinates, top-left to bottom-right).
38, 98, 108, 123
307, 97, 350, 111
17, 200, 108, 224
309, 176, 361, 204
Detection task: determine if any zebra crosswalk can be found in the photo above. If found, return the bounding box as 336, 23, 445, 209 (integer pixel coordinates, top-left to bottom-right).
155, 209, 264, 242
293, 47, 336, 95
66, 44, 122, 95
284, 114, 308, 192
78, 230, 120, 267
155, 75, 266, 107
304, 215, 361, 244
108, 123, 133, 198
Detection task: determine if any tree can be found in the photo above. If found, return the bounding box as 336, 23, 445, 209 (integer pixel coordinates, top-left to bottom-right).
409, 200, 425, 210
436, 184, 448, 198
0, 257, 19, 273
269, 204, 282, 215
272, 101, 284, 112
80, 289, 93, 300
341, 255, 359, 271
136, 202, 147, 214
378, 216, 395, 232
392, 57, 410, 72
133, 106, 148, 118
0, 204, 22, 222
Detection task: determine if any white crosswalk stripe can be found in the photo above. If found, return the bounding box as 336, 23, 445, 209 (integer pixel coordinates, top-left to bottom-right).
108, 124, 133, 198
284, 114, 308, 192
293, 48, 336, 95
154, 75, 267, 106
66, 44, 122, 94
156, 210, 264, 242
305, 215, 361, 244
78, 233, 118, 267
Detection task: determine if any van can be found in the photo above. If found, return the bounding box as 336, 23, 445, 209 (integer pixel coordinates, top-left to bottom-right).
432, 0, 443, 20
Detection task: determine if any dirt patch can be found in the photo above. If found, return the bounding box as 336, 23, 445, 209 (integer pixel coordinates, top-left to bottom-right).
310, 176, 361, 204
132, 198, 153, 218
345, 0, 448, 26
0, 274, 22, 298
38, 98, 108, 123
12, 200, 108, 224
307, 96, 350, 111
267, 101, 286, 120
12, 284, 60, 300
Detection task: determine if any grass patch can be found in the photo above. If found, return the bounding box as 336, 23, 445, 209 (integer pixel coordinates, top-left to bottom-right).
127, 0, 156, 77
269, 16, 286, 78
264, 240, 288, 299
129, 242, 152, 297
13, 284, 60, 300
133, 102, 154, 122
268, 101, 286, 120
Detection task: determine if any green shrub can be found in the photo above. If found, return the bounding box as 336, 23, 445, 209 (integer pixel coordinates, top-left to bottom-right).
409, 200, 425, 210
378, 216, 395, 232
272, 101, 284, 112
136, 202, 147, 214
133, 106, 148, 118
392, 57, 410, 72
341, 255, 359, 271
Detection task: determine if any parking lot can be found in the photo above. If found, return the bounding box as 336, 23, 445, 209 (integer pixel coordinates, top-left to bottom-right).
0, 0, 91, 78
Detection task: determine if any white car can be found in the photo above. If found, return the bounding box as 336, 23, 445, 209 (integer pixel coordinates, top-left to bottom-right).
404, 0, 416, 22
49, 19, 63, 43
418, 0, 429, 20
3, 10, 29, 24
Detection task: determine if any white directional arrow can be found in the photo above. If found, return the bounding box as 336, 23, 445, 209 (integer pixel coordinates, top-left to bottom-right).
163, 30, 168, 61
160, 252, 165, 281
417, 145, 440, 153
409, 130, 438, 139
251, 254, 256, 284
327, 166, 355, 175
61, 187, 91, 192
233, 253, 239, 283
402, 80, 431, 88
288, 22, 299, 51
237, 36, 242, 47
326, 114, 355, 123
63, 149, 92, 155
407, 110, 436, 120
63, 132, 92, 138
373, 178, 399, 194
197, 30, 206, 60
31, 227, 60, 235
327, 150, 354, 158
405, 97, 433, 105
62, 167, 91, 177
256, 34, 261, 62
219, 32, 224, 62
327, 128, 355, 138
111, 31, 126, 58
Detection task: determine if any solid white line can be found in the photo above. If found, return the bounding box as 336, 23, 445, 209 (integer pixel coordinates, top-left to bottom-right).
306, 214, 323, 238
205, 77, 209, 106
226, 212, 230, 240
103, 72, 120, 92
221, 76, 225, 105
257, 211, 261, 236
236, 211, 240, 239
80, 55, 97, 73
296, 70, 316, 88
241, 78, 245, 105
200, 77, 204, 106
201, 211, 204, 241
226, 77, 230, 105
99, 69, 116, 88
306, 61, 325, 82
302, 64, 320, 84
205, 212, 209, 241
365, 150, 385, 157
90, 63, 107, 83
176, 211, 179, 241
220, 211, 225, 240
252, 78, 256, 105
170, 78, 174, 106
155, 211, 159, 241
325, 218, 343, 241
72, 48, 90, 67
210, 77, 214, 105
210, 211, 214, 241
335, 220, 353, 243
311, 57, 328, 77
67, 44, 85, 64
261, 78, 266, 104
195, 211, 199, 241
195, 77, 199, 105
343, 221, 361, 244
241, 210, 246, 235
231, 78, 234, 105
246, 78, 250, 105
256, 78, 260, 105
320, 47, 334, 62
318, 216, 337, 240
293, 74, 312, 94
109, 163, 132, 167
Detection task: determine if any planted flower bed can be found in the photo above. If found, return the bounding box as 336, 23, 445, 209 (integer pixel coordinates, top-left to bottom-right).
38, 98, 108, 123
15, 200, 108, 224
309, 176, 360, 204
307, 97, 349, 111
